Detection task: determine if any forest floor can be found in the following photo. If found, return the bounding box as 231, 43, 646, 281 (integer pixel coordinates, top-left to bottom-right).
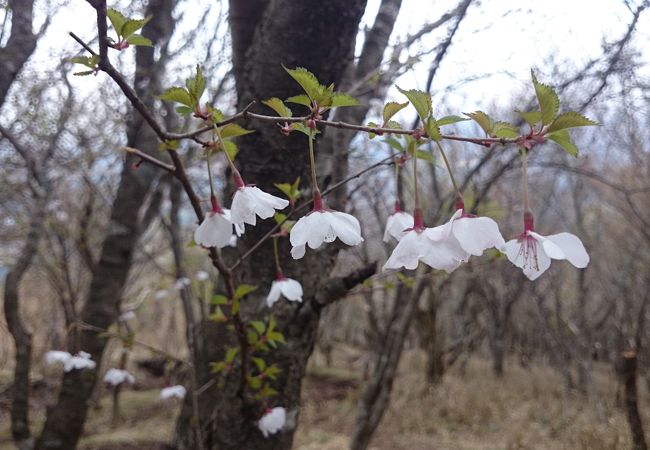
0, 348, 647, 450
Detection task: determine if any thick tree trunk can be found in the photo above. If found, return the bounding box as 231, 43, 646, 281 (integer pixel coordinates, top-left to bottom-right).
34, 2, 176, 448
621, 351, 648, 450
0, 0, 37, 107
172, 2, 368, 448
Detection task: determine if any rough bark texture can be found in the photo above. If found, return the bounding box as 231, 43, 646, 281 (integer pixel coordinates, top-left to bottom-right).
34, 2, 176, 448
3, 194, 47, 450
621, 351, 648, 450
172, 2, 368, 448
0, 0, 37, 107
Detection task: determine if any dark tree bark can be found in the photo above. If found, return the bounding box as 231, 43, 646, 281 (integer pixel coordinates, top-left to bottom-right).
34, 1, 177, 448
0, 0, 37, 106
172, 3, 369, 448
621, 351, 648, 450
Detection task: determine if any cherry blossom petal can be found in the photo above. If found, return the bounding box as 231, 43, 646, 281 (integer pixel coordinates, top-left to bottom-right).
266, 282, 283, 307
420, 235, 469, 272
326, 211, 363, 246
383, 230, 430, 271
383, 212, 414, 242
46, 350, 71, 366
231, 186, 289, 226
452, 216, 506, 256
546, 232, 590, 268
291, 244, 306, 260
194, 212, 233, 248
160, 385, 186, 400
504, 237, 551, 281
528, 231, 565, 260
280, 278, 303, 302
104, 368, 135, 386
258, 407, 286, 438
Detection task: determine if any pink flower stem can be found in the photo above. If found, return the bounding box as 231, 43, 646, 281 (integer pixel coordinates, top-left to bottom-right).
413, 207, 425, 231
413, 143, 420, 210
521, 149, 532, 215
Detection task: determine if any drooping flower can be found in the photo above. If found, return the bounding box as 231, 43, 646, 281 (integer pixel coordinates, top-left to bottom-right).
503, 212, 589, 280
154, 289, 169, 300
196, 270, 209, 281
230, 185, 289, 226
266, 275, 303, 307
118, 310, 136, 322
103, 368, 135, 386
383, 209, 469, 272
194, 210, 236, 249
258, 406, 286, 438
383, 210, 414, 242
430, 207, 506, 257
290, 206, 363, 260
160, 385, 186, 400
46, 350, 96, 372
173, 277, 191, 291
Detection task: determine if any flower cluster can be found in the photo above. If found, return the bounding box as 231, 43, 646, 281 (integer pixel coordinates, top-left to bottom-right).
45, 350, 96, 372
258, 406, 286, 438
103, 368, 135, 386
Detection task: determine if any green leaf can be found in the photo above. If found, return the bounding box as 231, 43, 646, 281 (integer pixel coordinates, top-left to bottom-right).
367, 122, 379, 139
234, 284, 257, 301
265, 364, 281, 380
209, 306, 226, 323
547, 130, 578, 157
252, 357, 266, 372
247, 331, 259, 345
286, 94, 312, 108
70, 55, 98, 68
175, 105, 193, 116
262, 97, 292, 117
125, 34, 152, 46
396, 86, 431, 121
437, 115, 469, 126
211, 294, 228, 306
186, 65, 206, 104
283, 66, 322, 101
546, 111, 598, 133
415, 150, 435, 164
107, 9, 127, 37
383, 137, 404, 152
222, 140, 239, 160
268, 331, 285, 344
159, 87, 193, 107
274, 183, 293, 199
247, 376, 262, 390
210, 361, 225, 374
531, 70, 559, 125
290, 122, 318, 137
464, 111, 494, 135
225, 347, 239, 363
219, 123, 254, 139
516, 110, 542, 127
250, 320, 266, 335
383, 101, 409, 124
385, 120, 402, 129
274, 213, 287, 225
330, 92, 359, 107
425, 116, 441, 142
121, 16, 152, 39
492, 122, 519, 138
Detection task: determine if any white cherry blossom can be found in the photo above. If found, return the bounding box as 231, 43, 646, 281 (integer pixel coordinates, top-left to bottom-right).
173, 277, 191, 290
290, 209, 363, 259
230, 186, 289, 226
383, 211, 414, 242
504, 230, 589, 281
154, 289, 169, 300
103, 368, 135, 386
266, 277, 303, 307
430, 209, 506, 257
160, 385, 186, 400
194, 209, 236, 249
196, 270, 209, 281
258, 406, 286, 438
46, 350, 96, 372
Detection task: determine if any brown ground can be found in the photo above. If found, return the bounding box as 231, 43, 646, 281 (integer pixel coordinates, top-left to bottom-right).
0, 350, 647, 450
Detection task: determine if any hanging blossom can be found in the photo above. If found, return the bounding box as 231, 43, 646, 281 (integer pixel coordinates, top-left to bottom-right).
290, 194, 363, 259
104, 368, 135, 386
196, 270, 209, 281
160, 385, 186, 400
266, 273, 303, 308
194, 195, 245, 249
383, 202, 414, 243
258, 406, 286, 438
383, 208, 468, 272
435, 203, 506, 257
503, 212, 589, 280
230, 176, 289, 226
46, 350, 96, 372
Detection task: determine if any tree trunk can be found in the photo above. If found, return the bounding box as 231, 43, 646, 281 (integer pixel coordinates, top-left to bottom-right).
35, 2, 177, 448
172, 3, 369, 448
621, 351, 648, 450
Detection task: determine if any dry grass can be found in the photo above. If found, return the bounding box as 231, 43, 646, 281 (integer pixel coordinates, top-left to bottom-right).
0, 350, 647, 449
